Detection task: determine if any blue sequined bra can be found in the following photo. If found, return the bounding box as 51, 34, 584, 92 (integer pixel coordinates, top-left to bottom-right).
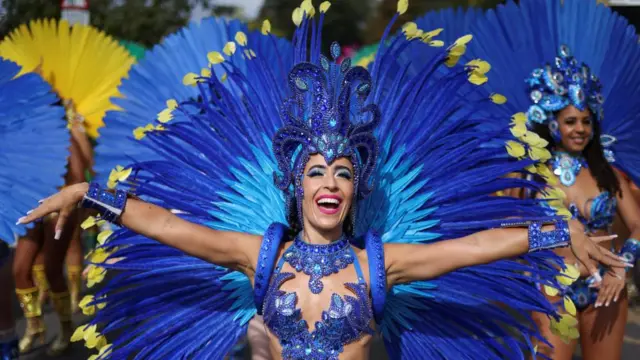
569, 191, 617, 233
262, 235, 375, 360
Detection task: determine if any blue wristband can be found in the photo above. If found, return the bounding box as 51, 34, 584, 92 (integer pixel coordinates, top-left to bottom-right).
528, 221, 570, 252
80, 182, 127, 223
620, 238, 639, 272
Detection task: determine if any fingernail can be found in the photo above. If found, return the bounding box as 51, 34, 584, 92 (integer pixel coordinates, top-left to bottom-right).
611, 234, 619, 238
54, 230, 62, 240
26, 210, 33, 215
614, 297, 619, 302
626, 262, 635, 268
606, 301, 610, 307
595, 303, 601, 308
593, 272, 603, 283
38, 199, 45, 204
16, 217, 25, 225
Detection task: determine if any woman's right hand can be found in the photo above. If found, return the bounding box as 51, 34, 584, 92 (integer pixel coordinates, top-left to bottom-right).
17, 182, 89, 240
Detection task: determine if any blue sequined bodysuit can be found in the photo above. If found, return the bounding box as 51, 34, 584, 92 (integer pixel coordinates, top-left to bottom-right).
262, 235, 375, 360
568, 192, 617, 310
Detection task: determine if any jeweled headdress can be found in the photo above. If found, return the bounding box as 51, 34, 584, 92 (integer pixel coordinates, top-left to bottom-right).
272, 42, 379, 221
525, 45, 604, 128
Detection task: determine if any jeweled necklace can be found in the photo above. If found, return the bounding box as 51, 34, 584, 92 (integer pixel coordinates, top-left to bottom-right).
551, 151, 587, 187
283, 233, 354, 294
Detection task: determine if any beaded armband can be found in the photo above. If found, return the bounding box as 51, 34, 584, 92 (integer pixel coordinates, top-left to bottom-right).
80, 182, 127, 223
498, 219, 571, 252
620, 238, 639, 272
527, 221, 570, 252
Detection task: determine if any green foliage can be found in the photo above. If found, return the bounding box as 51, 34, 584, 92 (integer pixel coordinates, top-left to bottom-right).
257, 0, 374, 48
0, 0, 212, 46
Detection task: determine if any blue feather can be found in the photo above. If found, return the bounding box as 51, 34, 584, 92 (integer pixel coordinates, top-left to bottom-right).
0, 57, 68, 245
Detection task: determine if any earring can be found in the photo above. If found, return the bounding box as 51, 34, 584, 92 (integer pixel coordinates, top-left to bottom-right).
349, 203, 357, 236
548, 120, 561, 143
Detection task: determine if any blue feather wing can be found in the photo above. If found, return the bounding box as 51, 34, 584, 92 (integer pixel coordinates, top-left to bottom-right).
82, 21, 294, 358
94, 16, 292, 181
0, 58, 67, 244
359, 15, 565, 360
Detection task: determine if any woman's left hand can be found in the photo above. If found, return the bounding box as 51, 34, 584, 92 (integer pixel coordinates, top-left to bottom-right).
595, 267, 626, 307
568, 220, 631, 286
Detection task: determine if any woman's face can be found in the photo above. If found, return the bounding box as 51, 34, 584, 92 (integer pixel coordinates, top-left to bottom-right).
556, 105, 593, 153
300, 154, 354, 236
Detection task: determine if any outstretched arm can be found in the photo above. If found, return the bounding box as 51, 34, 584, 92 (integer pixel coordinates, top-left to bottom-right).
385, 221, 627, 287
18, 183, 262, 277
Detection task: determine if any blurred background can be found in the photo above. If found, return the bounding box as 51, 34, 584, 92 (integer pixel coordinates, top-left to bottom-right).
1, 0, 637, 53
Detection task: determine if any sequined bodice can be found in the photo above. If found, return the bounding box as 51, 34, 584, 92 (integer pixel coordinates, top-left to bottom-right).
569, 191, 617, 233
262, 236, 374, 360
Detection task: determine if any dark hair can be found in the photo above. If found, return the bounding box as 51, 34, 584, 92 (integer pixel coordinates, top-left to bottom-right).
286, 195, 353, 240
532, 114, 621, 196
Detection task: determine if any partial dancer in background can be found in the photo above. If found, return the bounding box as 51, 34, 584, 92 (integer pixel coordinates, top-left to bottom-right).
461, 0, 640, 358
0, 19, 133, 355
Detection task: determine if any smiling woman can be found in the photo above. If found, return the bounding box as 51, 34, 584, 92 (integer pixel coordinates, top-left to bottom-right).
300, 155, 355, 242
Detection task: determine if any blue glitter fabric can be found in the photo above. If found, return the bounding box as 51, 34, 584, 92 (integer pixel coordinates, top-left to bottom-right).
528, 221, 570, 252
550, 151, 588, 187
568, 192, 617, 234
525, 45, 604, 126
620, 238, 640, 264
81, 182, 127, 223
282, 234, 355, 294
263, 239, 373, 359
568, 277, 598, 311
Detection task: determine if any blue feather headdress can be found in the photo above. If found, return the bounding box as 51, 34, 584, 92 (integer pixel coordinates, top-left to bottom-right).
273, 43, 379, 222
526, 45, 604, 126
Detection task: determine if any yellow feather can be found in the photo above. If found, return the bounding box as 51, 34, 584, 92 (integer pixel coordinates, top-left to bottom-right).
207, 51, 224, 65
0, 19, 134, 139
511, 112, 527, 126
397, 0, 409, 15
506, 141, 526, 158
468, 73, 487, 85
402, 22, 417, 36
292, 7, 303, 26
466, 59, 490, 74
166, 99, 178, 110
235, 32, 248, 46
544, 285, 559, 296
80, 216, 96, 230
261, 20, 272, 35
301, 0, 316, 17
320, 1, 331, 13
223, 41, 236, 56
182, 72, 198, 86
425, 28, 443, 38
490, 93, 507, 104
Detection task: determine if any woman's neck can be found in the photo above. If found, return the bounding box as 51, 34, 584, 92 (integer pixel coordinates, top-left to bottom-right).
554, 146, 583, 158
301, 225, 343, 245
